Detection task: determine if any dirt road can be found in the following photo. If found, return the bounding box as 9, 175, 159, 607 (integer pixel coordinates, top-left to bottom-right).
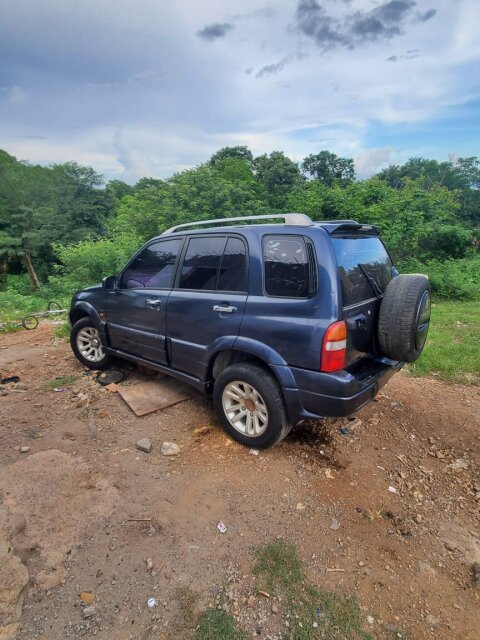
0, 324, 479, 639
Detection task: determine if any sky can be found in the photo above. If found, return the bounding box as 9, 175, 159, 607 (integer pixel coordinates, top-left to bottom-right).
0, 0, 479, 182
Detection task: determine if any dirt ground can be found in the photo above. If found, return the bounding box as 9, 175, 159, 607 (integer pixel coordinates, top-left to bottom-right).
0, 323, 479, 640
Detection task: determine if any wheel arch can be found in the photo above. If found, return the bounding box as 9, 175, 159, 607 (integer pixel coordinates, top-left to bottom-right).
69, 302, 103, 329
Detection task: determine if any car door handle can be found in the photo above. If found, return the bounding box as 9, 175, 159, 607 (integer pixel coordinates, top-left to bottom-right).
146, 298, 162, 308
212, 305, 237, 314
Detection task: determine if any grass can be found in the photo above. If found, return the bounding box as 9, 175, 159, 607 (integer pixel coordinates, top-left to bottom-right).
54, 321, 71, 340
192, 610, 247, 640
42, 374, 80, 390
253, 540, 373, 640
407, 300, 480, 384
253, 539, 303, 594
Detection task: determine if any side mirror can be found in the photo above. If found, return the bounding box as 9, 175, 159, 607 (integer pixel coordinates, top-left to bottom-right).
102, 275, 117, 290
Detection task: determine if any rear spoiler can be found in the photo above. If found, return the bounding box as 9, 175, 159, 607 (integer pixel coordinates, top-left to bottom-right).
315, 220, 381, 235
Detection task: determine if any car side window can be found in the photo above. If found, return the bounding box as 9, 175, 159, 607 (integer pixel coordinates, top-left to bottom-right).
263, 235, 313, 298
217, 237, 247, 292
179, 236, 226, 290
121, 238, 183, 289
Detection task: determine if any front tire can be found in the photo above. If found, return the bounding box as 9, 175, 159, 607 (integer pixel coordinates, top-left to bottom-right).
70, 317, 111, 369
213, 363, 291, 449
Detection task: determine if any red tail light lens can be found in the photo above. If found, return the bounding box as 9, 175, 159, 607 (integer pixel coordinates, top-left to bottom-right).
321, 321, 347, 372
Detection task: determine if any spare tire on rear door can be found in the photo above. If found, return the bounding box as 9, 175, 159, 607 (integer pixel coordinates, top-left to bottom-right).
378, 274, 431, 363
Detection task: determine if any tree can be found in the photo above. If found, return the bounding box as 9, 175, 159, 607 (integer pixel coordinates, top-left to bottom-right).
105, 179, 135, 201
301, 151, 355, 186
377, 156, 480, 226
254, 151, 302, 209
0, 150, 51, 289
209, 146, 254, 167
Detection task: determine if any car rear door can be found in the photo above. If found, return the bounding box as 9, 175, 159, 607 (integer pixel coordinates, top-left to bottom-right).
106, 237, 184, 364
166, 234, 248, 380
330, 234, 394, 366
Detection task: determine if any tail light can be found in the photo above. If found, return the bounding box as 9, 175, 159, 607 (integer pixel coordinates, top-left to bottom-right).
321, 321, 347, 372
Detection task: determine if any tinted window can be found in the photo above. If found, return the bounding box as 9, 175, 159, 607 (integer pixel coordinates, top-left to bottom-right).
121, 238, 182, 289
179, 236, 226, 290
217, 237, 247, 291
263, 235, 311, 298
331, 235, 393, 307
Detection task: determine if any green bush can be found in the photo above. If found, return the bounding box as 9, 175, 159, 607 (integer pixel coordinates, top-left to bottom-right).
49, 232, 142, 294
399, 255, 480, 300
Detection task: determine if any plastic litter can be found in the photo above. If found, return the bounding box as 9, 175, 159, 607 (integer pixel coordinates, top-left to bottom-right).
330, 517, 340, 530
217, 521, 227, 533
339, 427, 351, 435
250, 449, 260, 455
53, 387, 66, 392
147, 597, 157, 609
388, 485, 398, 494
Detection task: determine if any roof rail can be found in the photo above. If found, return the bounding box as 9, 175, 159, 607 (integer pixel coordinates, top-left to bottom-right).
162, 213, 314, 235
314, 219, 358, 225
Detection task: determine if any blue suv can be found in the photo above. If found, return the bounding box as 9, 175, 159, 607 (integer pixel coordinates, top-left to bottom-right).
69, 214, 431, 448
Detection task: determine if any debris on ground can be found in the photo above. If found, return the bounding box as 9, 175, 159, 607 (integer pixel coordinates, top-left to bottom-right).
1, 375, 20, 384
96, 369, 125, 386
118, 379, 194, 416
217, 521, 228, 534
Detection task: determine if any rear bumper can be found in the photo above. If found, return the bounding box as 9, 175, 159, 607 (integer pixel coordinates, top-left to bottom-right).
272, 357, 403, 423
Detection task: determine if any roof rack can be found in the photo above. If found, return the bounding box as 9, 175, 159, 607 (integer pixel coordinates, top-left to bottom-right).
162, 213, 314, 235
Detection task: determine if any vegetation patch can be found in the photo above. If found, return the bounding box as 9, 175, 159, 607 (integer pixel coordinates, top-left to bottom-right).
42, 374, 80, 390
253, 539, 373, 639
192, 609, 247, 640
407, 300, 480, 384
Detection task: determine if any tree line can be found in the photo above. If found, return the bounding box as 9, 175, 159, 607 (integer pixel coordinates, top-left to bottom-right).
0, 146, 478, 300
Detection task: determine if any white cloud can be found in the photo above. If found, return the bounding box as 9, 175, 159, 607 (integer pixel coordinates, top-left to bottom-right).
0, 0, 479, 181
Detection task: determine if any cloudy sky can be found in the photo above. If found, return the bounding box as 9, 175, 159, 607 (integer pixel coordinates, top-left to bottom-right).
1, 0, 479, 182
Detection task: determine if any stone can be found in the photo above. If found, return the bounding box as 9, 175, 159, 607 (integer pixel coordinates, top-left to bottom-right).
80, 592, 95, 604
136, 438, 152, 453
19, 447, 30, 454
83, 605, 96, 619
161, 442, 180, 456
247, 595, 256, 606
448, 459, 469, 471
425, 614, 440, 627
367, 615, 375, 625
271, 604, 278, 614
471, 563, 480, 587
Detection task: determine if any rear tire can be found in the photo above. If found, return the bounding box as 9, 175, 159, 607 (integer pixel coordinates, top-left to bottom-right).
70, 317, 111, 369
378, 275, 431, 362
213, 363, 291, 449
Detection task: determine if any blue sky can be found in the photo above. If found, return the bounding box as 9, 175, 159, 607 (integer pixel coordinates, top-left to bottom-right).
0, 0, 479, 182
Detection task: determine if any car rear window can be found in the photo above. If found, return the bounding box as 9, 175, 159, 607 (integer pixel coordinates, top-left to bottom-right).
331, 235, 393, 307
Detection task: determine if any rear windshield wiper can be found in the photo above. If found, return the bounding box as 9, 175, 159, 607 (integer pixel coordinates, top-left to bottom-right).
358, 263, 384, 300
